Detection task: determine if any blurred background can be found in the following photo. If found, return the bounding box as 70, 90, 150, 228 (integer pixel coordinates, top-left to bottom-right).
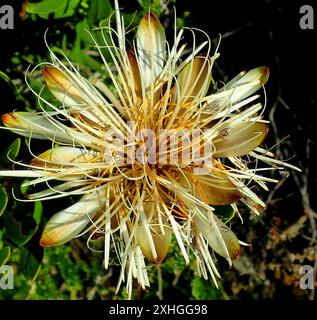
0, 0, 316, 300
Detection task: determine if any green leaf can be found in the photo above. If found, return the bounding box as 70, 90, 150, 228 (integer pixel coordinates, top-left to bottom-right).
0, 71, 11, 84
191, 277, 222, 299
27, 78, 54, 110
213, 205, 236, 224
0, 71, 22, 108
87, 0, 113, 27
0, 138, 21, 165
72, 18, 94, 45
20, 179, 30, 196
64, 19, 103, 71
2, 199, 43, 246
139, 0, 164, 16
0, 71, 21, 98
26, 0, 81, 19
20, 246, 44, 280
69, 45, 102, 71
33, 201, 43, 225
0, 185, 8, 217
0, 246, 11, 268
3, 214, 38, 247
6, 138, 21, 161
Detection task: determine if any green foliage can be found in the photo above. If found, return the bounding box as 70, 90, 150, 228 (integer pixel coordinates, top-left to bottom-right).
20, 246, 44, 280
139, 0, 168, 15
64, 18, 105, 71
0, 236, 226, 300
33, 202, 43, 226
0, 186, 8, 217
0, 71, 23, 108
0, 246, 11, 267
213, 205, 236, 224
26, 0, 82, 19
87, 0, 113, 27
0, 71, 22, 99
3, 214, 37, 247
191, 277, 223, 300
0, 138, 21, 165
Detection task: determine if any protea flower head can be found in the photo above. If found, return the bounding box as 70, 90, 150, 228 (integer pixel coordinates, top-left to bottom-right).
0, 1, 299, 297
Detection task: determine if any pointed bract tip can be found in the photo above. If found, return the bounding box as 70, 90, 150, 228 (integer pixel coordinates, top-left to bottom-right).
139, 11, 162, 31
40, 230, 69, 247
143, 11, 159, 22
42, 66, 58, 82
39, 235, 58, 247
42, 66, 59, 82
42, 66, 70, 89
1, 113, 14, 126
261, 66, 270, 83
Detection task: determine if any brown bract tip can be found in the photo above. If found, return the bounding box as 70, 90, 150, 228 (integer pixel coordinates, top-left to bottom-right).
261, 66, 270, 83
143, 11, 159, 21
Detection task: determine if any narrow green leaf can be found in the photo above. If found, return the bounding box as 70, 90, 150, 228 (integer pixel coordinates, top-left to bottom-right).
3, 214, 38, 247
0, 138, 21, 165
33, 201, 43, 225
0, 71, 22, 99
20, 246, 44, 280
0, 246, 11, 267
0, 185, 8, 217
0, 71, 22, 107
20, 179, 30, 195
6, 138, 21, 160
0, 71, 11, 84
213, 205, 236, 224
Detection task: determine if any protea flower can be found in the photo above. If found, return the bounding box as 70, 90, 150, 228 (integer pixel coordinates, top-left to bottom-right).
0, 1, 299, 297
